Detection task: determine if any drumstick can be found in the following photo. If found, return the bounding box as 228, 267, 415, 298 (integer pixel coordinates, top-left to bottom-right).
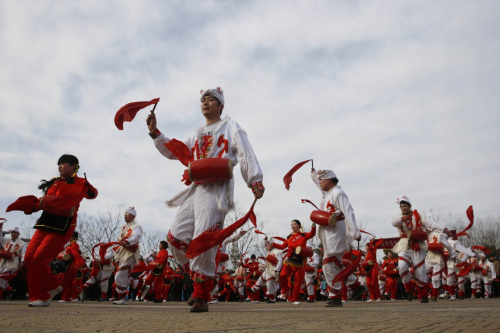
146, 101, 159, 125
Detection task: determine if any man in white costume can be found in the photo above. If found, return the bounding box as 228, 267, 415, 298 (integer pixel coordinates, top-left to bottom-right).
391, 196, 444, 303
0, 225, 26, 300
81, 245, 114, 301
251, 239, 283, 303
304, 244, 320, 302
113, 207, 142, 305
147, 87, 265, 312
310, 168, 365, 307
425, 229, 454, 301
476, 253, 496, 298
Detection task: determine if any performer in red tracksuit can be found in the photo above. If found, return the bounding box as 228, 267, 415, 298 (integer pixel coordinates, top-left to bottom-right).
153, 241, 170, 302
218, 269, 235, 302
60, 232, 85, 302
6, 154, 97, 307
243, 255, 260, 301
382, 251, 399, 301
363, 239, 383, 302
162, 263, 174, 302
274, 219, 316, 304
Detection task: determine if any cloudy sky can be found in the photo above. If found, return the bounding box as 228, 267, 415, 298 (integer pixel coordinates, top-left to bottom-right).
1, 0, 499, 244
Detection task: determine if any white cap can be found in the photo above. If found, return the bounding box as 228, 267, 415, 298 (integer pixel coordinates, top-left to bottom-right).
10, 227, 20, 233
317, 169, 337, 180
126, 206, 137, 216
200, 87, 225, 105
396, 196, 411, 206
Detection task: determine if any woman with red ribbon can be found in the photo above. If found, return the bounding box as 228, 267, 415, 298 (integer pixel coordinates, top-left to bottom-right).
6, 154, 97, 307
273, 219, 316, 304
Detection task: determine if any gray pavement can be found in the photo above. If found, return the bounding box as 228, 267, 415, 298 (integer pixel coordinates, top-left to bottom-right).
1, 298, 499, 333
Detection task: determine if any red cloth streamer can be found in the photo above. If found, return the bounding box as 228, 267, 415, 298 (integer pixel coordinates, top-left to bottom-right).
301, 199, 319, 210
114, 98, 159, 130
471, 245, 491, 254
185, 200, 257, 259
331, 249, 362, 286
164, 139, 194, 167
283, 159, 311, 190
6, 195, 39, 214
456, 206, 474, 238
255, 230, 267, 236
360, 229, 375, 237
0, 218, 6, 222
271, 236, 287, 243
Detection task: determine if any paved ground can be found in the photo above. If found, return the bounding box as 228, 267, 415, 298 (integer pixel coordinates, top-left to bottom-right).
1, 298, 499, 333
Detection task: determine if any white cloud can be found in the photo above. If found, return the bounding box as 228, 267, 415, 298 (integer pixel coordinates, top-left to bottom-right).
1, 0, 499, 244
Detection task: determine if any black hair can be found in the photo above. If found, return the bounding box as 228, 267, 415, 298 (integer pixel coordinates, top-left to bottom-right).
72, 231, 79, 239
291, 219, 301, 228
250, 254, 256, 259
38, 154, 80, 193
331, 177, 339, 185
160, 240, 169, 249
400, 200, 412, 207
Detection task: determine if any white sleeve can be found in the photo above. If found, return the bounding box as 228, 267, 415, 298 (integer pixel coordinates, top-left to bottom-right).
440, 234, 455, 258
391, 215, 403, 229
231, 127, 264, 187
20, 243, 27, 263
275, 251, 283, 272
153, 133, 195, 161
127, 226, 142, 246
336, 192, 360, 240
310, 170, 324, 193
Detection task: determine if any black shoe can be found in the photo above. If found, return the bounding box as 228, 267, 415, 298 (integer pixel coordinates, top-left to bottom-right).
407, 293, 413, 302
326, 298, 342, 307
420, 297, 429, 303
190, 298, 209, 312
349, 285, 366, 301
5, 289, 16, 300
266, 299, 276, 303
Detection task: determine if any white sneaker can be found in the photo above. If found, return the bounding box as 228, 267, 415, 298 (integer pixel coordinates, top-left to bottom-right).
293, 301, 300, 305
108, 297, 116, 301
71, 298, 79, 302
366, 299, 373, 302
376, 299, 381, 302
252, 300, 259, 303
450, 295, 457, 301
59, 300, 67, 303
341, 300, 348, 303
143, 299, 148, 303
162, 300, 167, 303
113, 299, 127, 305
278, 293, 288, 300
49, 286, 63, 301
135, 296, 140, 301
29, 300, 50, 307
209, 299, 219, 304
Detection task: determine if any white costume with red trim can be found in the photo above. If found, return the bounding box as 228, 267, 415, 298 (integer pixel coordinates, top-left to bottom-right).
476, 257, 496, 298
154, 117, 264, 278
311, 170, 361, 297
114, 220, 142, 298
0, 231, 26, 291
253, 242, 283, 301
305, 252, 320, 299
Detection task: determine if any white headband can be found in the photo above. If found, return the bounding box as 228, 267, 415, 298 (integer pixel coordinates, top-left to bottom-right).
200, 87, 225, 105
317, 169, 337, 180
396, 196, 411, 205
126, 206, 137, 216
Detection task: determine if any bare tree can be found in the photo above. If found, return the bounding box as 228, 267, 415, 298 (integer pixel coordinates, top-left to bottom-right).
141, 229, 167, 258
76, 209, 123, 258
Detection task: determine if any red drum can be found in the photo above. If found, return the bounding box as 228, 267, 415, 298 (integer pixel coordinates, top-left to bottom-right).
310, 210, 343, 227
295, 246, 314, 258
361, 260, 373, 269
218, 253, 229, 262
188, 158, 233, 184
0, 250, 14, 260
408, 229, 427, 242
56, 252, 70, 262
236, 276, 245, 282
427, 243, 444, 252
266, 254, 278, 266
305, 266, 315, 273
149, 261, 163, 276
